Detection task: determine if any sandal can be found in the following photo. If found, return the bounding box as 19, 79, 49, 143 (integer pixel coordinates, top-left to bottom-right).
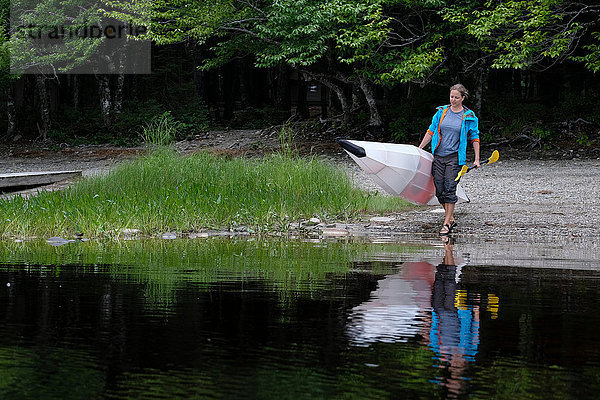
449, 220, 457, 232
439, 224, 450, 236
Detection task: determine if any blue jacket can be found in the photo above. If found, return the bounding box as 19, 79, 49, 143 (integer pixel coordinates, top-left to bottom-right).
427, 105, 480, 166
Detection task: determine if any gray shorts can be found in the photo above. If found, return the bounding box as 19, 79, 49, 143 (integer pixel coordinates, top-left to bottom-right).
432, 154, 460, 204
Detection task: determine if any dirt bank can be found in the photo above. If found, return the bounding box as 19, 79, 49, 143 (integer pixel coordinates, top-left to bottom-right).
1, 130, 598, 248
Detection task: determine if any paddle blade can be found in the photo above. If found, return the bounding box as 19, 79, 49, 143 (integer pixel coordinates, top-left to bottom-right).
455, 165, 468, 181
488, 150, 499, 164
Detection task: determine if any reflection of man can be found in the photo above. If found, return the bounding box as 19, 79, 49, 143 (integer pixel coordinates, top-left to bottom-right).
429, 236, 480, 396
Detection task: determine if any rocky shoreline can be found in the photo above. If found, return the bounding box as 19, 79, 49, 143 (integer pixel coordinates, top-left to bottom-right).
0, 131, 598, 253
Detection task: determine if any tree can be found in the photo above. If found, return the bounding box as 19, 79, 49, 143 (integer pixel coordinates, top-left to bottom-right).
111, 0, 456, 128
443, 0, 600, 72
4, 0, 153, 133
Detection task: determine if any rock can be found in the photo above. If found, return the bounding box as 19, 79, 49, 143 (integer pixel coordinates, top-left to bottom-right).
161, 232, 177, 240
429, 209, 445, 214
189, 232, 210, 239
369, 216, 395, 223
304, 217, 321, 226
46, 237, 76, 246
321, 228, 350, 237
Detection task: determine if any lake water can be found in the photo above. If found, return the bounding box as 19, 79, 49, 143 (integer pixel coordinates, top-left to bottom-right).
0, 237, 599, 399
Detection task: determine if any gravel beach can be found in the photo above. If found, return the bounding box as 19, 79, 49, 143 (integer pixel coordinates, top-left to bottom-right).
341, 157, 600, 240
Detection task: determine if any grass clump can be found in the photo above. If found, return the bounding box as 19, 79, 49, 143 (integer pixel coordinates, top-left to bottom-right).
141, 111, 180, 148
0, 150, 409, 239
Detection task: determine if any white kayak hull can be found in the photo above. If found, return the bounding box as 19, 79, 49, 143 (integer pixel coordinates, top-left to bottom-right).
338, 139, 469, 206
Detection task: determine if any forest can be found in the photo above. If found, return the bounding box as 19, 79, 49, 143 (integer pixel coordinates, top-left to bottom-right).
1, 0, 599, 149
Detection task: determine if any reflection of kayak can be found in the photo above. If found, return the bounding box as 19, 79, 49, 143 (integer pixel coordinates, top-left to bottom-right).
347, 275, 421, 345
338, 139, 469, 206
347, 262, 436, 346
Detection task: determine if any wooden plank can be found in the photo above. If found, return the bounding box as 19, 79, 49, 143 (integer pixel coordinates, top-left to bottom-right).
0, 170, 82, 189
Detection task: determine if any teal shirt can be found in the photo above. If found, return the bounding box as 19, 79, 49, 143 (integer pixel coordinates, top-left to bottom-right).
426, 105, 480, 166
436, 108, 464, 157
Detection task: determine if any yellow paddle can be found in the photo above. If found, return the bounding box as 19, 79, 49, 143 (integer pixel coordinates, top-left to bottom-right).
455, 150, 499, 181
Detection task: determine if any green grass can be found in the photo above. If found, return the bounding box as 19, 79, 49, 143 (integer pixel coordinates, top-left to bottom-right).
0, 150, 410, 239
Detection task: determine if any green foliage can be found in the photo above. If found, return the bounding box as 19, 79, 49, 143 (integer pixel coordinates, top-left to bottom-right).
482, 88, 600, 146
576, 133, 591, 147
254, 0, 333, 68
141, 111, 180, 147
442, 0, 598, 71
8, 0, 104, 73
0, 0, 18, 88
167, 97, 210, 138
486, 96, 549, 137
388, 117, 409, 143
573, 31, 600, 72
2, 0, 598, 145
532, 126, 557, 141
380, 45, 445, 84
278, 123, 297, 157
116, 0, 452, 87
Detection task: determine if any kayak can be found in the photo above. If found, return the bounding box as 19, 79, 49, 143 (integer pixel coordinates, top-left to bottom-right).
338, 139, 469, 206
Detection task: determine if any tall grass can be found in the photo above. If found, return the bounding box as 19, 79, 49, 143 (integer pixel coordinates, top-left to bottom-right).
0, 150, 409, 239
140, 111, 180, 147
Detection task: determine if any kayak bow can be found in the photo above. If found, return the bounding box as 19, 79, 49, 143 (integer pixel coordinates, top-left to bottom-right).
338, 139, 469, 206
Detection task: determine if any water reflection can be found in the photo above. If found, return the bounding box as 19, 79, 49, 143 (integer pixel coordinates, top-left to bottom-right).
429, 236, 479, 396
346, 261, 434, 344
1, 238, 600, 399
347, 235, 480, 396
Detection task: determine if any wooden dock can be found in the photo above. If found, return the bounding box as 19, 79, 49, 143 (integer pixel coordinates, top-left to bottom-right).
0, 170, 82, 190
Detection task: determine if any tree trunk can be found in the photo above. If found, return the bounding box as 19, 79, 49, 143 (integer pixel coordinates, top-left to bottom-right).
275, 64, 291, 119
237, 58, 250, 108
114, 73, 125, 116
213, 69, 223, 121
513, 70, 522, 98
192, 46, 207, 101
72, 75, 80, 109
474, 64, 487, 117
222, 63, 235, 120
351, 80, 361, 111
406, 82, 413, 99
36, 75, 51, 140
97, 74, 112, 127
320, 84, 328, 118
317, 77, 350, 125
359, 77, 382, 127
295, 72, 309, 120
7, 84, 17, 138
